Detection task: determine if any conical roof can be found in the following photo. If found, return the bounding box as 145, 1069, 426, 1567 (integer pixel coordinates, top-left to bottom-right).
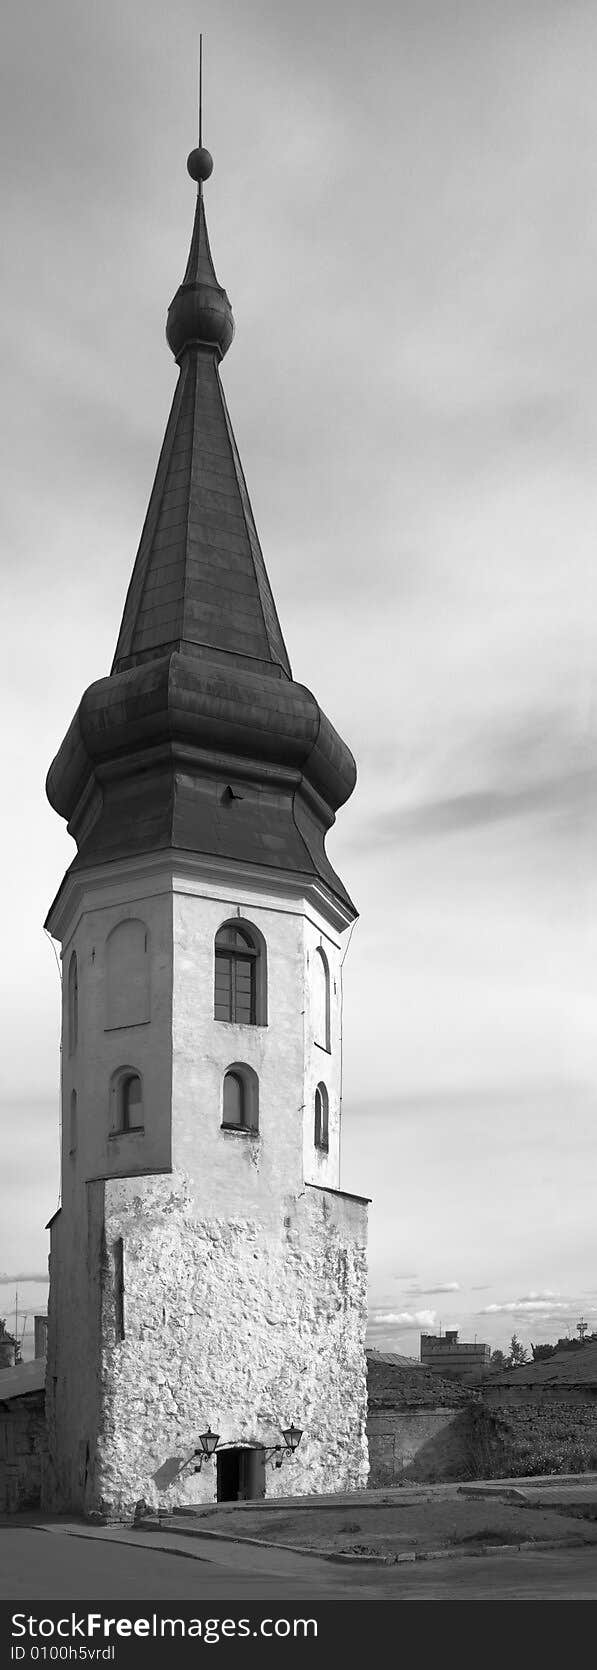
113, 168, 290, 679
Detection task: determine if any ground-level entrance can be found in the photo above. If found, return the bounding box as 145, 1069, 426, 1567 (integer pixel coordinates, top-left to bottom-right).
216, 1446, 265, 1502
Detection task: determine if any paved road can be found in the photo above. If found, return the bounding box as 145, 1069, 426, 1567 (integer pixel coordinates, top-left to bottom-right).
1, 1524, 597, 1601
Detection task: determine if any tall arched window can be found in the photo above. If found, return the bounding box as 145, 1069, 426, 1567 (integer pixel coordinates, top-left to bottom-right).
214, 921, 267, 1025
314, 1083, 329, 1152
313, 947, 330, 1051
68, 952, 78, 1055
69, 1090, 77, 1155
222, 1064, 259, 1132
111, 1069, 144, 1134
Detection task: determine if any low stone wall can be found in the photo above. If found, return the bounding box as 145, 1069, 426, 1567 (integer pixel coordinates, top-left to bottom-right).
368, 1406, 473, 1484
0, 1399, 47, 1513
466, 1401, 597, 1478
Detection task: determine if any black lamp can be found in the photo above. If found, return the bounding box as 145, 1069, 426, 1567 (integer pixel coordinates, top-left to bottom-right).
265, 1423, 304, 1467
193, 1426, 221, 1472
281, 1423, 303, 1453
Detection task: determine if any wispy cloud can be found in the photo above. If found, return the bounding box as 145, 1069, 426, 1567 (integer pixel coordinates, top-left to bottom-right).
0, 1273, 48, 1286
354, 711, 597, 849
481, 1292, 586, 1318
406, 1281, 461, 1297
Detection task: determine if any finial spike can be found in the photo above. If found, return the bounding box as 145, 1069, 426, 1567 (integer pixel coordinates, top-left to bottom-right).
188, 36, 212, 187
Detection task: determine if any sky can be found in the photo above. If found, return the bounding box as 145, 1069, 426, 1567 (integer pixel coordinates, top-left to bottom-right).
1, 0, 596, 1359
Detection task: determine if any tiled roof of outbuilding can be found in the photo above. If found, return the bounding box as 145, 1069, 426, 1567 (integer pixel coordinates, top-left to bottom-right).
0, 1357, 46, 1406
475, 1340, 597, 1390
367, 1350, 476, 1409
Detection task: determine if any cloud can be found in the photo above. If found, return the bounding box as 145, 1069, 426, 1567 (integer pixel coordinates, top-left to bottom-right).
2, 0, 596, 1322
0, 1273, 48, 1286
406, 1282, 461, 1296
353, 710, 597, 849
368, 1308, 437, 1330
374, 772, 597, 846
481, 1292, 584, 1317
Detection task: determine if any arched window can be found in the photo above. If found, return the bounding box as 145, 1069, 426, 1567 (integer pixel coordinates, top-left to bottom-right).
68, 952, 78, 1055
214, 921, 267, 1026
313, 947, 330, 1051
106, 920, 150, 1030
111, 1069, 144, 1134
314, 1083, 329, 1152
222, 1064, 259, 1133
69, 1089, 77, 1155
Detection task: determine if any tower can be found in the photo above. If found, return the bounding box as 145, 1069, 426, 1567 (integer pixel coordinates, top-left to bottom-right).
43, 136, 368, 1517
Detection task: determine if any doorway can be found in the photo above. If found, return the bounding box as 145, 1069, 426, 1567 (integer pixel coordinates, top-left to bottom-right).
216, 1446, 265, 1502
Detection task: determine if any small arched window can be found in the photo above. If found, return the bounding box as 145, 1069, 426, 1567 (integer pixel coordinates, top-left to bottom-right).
314, 1083, 329, 1152
222, 1064, 259, 1133
68, 952, 78, 1056
69, 1089, 77, 1155
111, 1070, 144, 1134
313, 947, 330, 1051
214, 921, 267, 1026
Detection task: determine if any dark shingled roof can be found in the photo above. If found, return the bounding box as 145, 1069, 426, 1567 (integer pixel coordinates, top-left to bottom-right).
367, 1350, 477, 1409
0, 1357, 46, 1406
112, 335, 291, 678
113, 184, 289, 677
473, 1340, 597, 1391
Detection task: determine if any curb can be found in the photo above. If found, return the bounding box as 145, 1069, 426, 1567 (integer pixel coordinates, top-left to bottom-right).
135, 1518, 595, 1567
137, 1519, 383, 1565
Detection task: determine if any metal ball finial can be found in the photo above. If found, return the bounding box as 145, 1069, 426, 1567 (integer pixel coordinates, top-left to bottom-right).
187, 146, 213, 183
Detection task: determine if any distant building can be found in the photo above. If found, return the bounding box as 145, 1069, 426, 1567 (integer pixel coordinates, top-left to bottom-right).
0, 1359, 47, 1512
34, 1316, 48, 1361
367, 1351, 478, 1484
420, 1330, 491, 1377
0, 1322, 19, 1371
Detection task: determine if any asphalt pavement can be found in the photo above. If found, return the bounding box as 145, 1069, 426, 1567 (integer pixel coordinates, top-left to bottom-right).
1, 1521, 596, 1601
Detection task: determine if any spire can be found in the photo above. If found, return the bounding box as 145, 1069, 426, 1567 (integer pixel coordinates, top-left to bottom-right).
46, 129, 357, 923
112, 145, 291, 679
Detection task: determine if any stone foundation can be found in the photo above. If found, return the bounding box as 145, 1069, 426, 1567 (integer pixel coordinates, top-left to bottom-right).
45, 1171, 368, 1518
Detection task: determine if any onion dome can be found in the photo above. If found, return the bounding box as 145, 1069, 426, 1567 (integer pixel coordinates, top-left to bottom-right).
166, 149, 234, 362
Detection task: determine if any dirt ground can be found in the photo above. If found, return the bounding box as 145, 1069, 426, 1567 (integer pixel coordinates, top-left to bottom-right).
172, 1496, 597, 1560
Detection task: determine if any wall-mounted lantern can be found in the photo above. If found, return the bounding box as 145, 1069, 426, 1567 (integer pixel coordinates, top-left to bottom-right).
265, 1423, 303, 1469
192, 1426, 221, 1473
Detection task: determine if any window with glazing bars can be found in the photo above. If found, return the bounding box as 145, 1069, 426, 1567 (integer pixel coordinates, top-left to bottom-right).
214, 926, 257, 1024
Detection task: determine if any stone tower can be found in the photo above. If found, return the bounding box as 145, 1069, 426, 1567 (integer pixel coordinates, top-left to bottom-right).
43, 139, 368, 1518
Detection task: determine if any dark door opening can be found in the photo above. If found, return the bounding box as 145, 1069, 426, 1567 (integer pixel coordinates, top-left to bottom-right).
216, 1446, 265, 1502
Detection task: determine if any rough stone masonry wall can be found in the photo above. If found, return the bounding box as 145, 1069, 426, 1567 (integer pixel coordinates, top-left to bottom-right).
43, 1195, 105, 1515
91, 1171, 368, 1519
466, 1400, 597, 1479
368, 1408, 473, 1485
0, 1401, 47, 1513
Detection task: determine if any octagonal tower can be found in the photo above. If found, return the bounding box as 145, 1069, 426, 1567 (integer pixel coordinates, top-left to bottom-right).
43, 139, 369, 1518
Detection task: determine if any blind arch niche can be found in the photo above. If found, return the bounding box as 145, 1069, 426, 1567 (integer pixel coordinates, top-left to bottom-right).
67, 951, 78, 1055
106, 919, 150, 1030
313, 947, 330, 1051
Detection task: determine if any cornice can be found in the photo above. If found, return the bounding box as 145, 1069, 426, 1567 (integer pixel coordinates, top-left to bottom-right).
45, 846, 357, 948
